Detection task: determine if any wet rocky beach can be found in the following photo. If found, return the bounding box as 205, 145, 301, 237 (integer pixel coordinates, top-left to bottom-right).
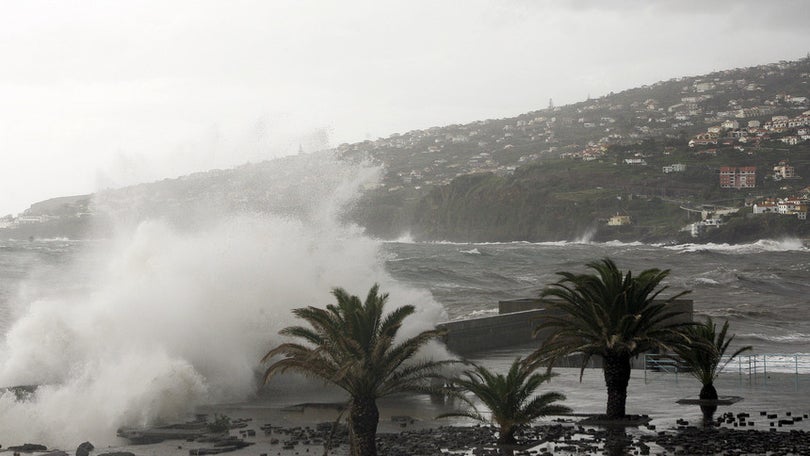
6, 410, 810, 456
3, 364, 810, 455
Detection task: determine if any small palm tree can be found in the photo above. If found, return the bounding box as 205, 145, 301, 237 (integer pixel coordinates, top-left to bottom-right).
262, 284, 452, 456
673, 317, 752, 400
529, 258, 691, 419
438, 358, 571, 445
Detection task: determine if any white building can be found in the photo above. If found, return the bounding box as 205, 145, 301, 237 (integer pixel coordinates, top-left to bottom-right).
17, 216, 43, 224
608, 214, 632, 226
773, 163, 798, 180
721, 119, 740, 130
623, 158, 647, 166
662, 163, 687, 174
752, 200, 777, 214
689, 218, 723, 237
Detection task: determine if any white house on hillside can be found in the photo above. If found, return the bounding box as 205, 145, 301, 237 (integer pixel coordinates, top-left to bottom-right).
663, 163, 687, 173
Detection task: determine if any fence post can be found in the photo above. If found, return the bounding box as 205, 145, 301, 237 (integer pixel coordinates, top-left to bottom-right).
643, 354, 647, 384
763, 355, 767, 386
675, 359, 678, 385
751, 356, 756, 385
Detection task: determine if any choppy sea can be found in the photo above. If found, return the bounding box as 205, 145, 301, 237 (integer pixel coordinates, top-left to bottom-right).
3, 237, 808, 355
384, 238, 810, 355
0, 231, 808, 446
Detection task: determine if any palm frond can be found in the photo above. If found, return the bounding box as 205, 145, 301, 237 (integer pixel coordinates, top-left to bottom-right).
440, 358, 568, 434
674, 317, 753, 386
262, 284, 450, 403
530, 258, 691, 374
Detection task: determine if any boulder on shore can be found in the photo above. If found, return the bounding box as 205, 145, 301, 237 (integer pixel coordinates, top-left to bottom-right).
76, 441, 94, 456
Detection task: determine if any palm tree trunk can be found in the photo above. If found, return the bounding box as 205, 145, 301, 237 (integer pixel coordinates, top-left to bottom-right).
603, 353, 631, 419
348, 396, 379, 456
699, 382, 718, 400
497, 424, 516, 445
604, 426, 630, 456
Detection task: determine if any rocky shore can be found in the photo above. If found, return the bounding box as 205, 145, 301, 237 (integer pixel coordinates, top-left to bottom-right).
4, 408, 810, 456
4, 368, 809, 455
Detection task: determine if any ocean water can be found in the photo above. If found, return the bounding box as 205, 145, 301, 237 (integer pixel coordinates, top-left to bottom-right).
0, 234, 808, 447
384, 238, 810, 355
6, 236, 807, 352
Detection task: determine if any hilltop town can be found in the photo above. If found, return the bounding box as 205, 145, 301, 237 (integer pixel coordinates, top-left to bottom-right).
3, 56, 810, 243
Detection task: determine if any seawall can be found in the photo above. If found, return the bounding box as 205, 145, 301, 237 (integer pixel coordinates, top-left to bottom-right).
437, 298, 694, 359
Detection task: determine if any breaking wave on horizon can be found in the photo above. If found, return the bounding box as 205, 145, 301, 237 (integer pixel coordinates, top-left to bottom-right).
394, 237, 807, 253
663, 238, 808, 254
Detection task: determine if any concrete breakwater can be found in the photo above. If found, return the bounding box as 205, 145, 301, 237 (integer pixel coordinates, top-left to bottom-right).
437, 298, 694, 362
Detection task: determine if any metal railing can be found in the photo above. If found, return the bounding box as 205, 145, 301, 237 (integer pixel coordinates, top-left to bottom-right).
642, 354, 690, 383
736, 354, 810, 388
643, 353, 810, 388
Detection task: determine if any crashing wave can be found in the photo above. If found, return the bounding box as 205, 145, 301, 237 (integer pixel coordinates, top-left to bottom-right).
664, 238, 807, 254
0, 161, 450, 447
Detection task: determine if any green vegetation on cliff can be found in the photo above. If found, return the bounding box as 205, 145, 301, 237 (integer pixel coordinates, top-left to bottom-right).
406, 160, 690, 242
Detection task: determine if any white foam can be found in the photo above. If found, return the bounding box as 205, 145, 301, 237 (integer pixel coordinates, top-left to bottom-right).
665, 238, 808, 254
740, 332, 810, 343
692, 277, 721, 285
0, 162, 450, 447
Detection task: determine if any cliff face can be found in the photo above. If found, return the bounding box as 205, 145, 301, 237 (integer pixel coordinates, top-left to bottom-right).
410, 170, 590, 242
405, 164, 689, 243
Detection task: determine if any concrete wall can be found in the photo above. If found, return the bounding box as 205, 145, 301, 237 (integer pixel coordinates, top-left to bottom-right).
437, 309, 547, 355
438, 299, 693, 357
499, 298, 694, 322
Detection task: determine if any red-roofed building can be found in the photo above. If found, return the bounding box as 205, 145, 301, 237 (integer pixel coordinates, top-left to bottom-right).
720, 166, 757, 189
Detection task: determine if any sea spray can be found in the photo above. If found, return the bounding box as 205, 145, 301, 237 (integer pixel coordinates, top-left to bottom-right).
573, 225, 597, 244
0, 160, 450, 447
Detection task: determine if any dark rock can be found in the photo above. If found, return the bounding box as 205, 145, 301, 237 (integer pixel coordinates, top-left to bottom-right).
8, 443, 48, 452
76, 441, 94, 456
0, 385, 39, 401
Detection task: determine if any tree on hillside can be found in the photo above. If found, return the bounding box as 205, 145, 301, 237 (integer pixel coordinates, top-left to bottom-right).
438, 357, 570, 445
262, 285, 452, 456
529, 258, 692, 419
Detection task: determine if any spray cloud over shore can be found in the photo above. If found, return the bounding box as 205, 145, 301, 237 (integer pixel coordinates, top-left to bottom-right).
0, 157, 448, 446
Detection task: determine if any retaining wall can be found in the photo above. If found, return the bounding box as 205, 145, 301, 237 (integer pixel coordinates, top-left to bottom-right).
437, 299, 693, 357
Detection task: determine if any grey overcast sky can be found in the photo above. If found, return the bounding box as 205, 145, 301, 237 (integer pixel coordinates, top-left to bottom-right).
1, 0, 809, 215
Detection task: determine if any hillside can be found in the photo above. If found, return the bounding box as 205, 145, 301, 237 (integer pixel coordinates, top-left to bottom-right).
346, 56, 810, 242
3, 56, 810, 243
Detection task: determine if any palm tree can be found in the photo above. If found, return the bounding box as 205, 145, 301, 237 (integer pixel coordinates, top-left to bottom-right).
439, 357, 570, 445
262, 284, 452, 456
529, 258, 691, 419
673, 317, 752, 400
